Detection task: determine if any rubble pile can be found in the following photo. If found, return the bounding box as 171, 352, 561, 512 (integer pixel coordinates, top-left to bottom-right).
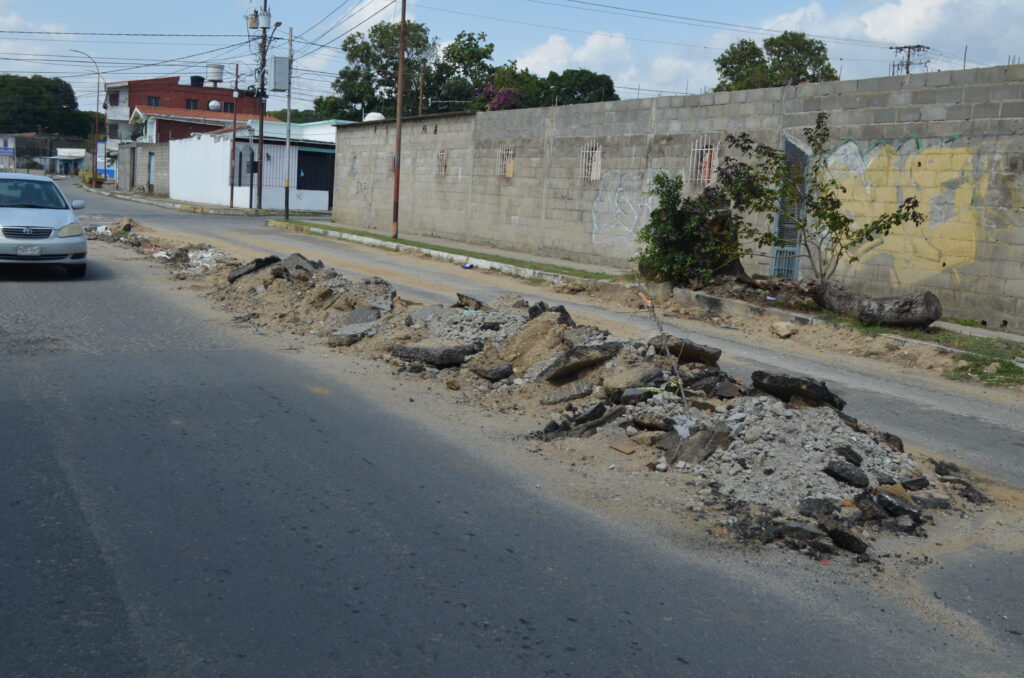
93, 234, 994, 560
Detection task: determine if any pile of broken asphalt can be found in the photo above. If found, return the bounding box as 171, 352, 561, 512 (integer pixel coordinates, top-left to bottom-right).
88, 225, 995, 562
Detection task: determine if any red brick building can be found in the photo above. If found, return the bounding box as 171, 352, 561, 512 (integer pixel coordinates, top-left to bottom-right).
105, 76, 263, 141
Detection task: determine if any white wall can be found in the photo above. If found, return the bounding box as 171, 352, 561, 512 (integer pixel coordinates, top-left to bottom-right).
169, 135, 233, 206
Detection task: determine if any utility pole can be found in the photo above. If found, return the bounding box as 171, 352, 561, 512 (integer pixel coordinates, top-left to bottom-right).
256, 1, 269, 210
284, 27, 293, 220
230, 64, 239, 208
889, 45, 929, 75
418, 71, 424, 116
391, 0, 407, 239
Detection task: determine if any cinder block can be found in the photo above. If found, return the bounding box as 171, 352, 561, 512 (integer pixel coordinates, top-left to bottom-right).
921, 105, 947, 121
901, 108, 925, 122
935, 87, 964, 104
874, 109, 896, 123
1000, 101, 1024, 118
912, 90, 937, 105
925, 71, 953, 88
962, 85, 991, 103
972, 102, 1001, 119
951, 69, 979, 85
890, 91, 913, 106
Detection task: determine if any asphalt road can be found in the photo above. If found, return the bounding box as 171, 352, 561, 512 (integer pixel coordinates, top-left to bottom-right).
2, 207, 1022, 674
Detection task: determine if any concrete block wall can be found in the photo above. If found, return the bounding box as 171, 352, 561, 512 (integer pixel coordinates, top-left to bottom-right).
335, 65, 1024, 332
116, 142, 169, 196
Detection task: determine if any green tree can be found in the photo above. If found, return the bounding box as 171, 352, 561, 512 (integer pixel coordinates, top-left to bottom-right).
542, 68, 618, 105
714, 31, 838, 91
328, 20, 437, 120
0, 74, 91, 136
440, 31, 495, 88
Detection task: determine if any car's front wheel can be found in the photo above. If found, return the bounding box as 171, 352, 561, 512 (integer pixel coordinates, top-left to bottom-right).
65, 263, 87, 278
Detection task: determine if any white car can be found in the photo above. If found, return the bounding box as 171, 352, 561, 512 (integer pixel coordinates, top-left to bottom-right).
0, 173, 87, 277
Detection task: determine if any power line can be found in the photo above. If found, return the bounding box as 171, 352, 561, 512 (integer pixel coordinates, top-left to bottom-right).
0, 29, 247, 37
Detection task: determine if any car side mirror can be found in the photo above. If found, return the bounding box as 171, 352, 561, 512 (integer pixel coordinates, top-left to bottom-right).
71, 200, 85, 210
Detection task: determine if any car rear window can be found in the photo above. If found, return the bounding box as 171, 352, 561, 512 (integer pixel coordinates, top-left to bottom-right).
0, 179, 68, 209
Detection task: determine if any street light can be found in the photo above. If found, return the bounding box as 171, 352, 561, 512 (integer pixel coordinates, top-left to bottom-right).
71, 49, 103, 187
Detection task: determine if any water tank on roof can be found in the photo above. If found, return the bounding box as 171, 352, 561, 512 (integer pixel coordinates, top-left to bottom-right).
209, 100, 222, 111
190, 75, 205, 88
363, 112, 385, 122
206, 64, 224, 86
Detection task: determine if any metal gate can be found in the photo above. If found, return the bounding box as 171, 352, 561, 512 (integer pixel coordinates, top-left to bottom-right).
771, 140, 807, 280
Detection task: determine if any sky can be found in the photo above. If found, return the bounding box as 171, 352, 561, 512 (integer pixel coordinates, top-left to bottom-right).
2, 0, 1024, 115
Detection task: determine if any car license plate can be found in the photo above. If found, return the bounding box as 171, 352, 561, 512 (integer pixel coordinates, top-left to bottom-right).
16, 245, 42, 256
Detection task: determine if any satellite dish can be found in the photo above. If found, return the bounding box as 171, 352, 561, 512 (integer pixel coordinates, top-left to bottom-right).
363, 112, 385, 122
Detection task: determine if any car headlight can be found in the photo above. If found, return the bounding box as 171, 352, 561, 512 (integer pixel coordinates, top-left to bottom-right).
57, 223, 84, 238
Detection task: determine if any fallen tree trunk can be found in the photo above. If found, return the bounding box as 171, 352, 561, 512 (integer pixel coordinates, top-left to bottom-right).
809, 280, 942, 329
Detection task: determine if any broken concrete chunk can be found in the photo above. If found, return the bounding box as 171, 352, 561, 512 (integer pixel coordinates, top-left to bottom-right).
853, 493, 889, 521
404, 305, 449, 326
327, 323, 376, 347
779, 523, 828, 541
469, 359, 514, 382
944, 477, 991, 504
632, 412, 674, 431
540, 380, 594, 405
539, 342, 622, 382
712, 380, 743, 399
911, 493, 951, 510
572, 403, 607, 425
751, 371, 846, 411
528, 301, 575, 327
823, 460, 870, 488
391, 342, 481, 367
456, 292, 487, 310
825, 527, 869, 554
900, 477, 929, 491
347, 308, 381, 324
771, 321, 798, 338
228, 255, 281, 283
875, 491, 923, 523
930, 459, 961, 477
272, 252, 324, 282
666, 424, 732, 465
603, 363, 662, 394
797, 498, 837, 519
648, 334, 721, 366
834, 445, 863, 467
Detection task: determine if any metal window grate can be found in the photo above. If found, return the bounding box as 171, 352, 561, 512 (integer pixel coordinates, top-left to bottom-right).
496, 144, 514, 178
348, 153, 358, 175
387, 153, 396, 174
688, 133, 719, 187
580, 141, 602, 181
435, 149, 448, 176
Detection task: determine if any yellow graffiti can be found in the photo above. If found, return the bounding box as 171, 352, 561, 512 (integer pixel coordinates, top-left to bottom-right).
827, 140, 985, 287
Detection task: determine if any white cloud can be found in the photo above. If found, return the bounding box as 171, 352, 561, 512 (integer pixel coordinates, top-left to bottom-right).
572, 32, 630, 73
517, 34, 573, 74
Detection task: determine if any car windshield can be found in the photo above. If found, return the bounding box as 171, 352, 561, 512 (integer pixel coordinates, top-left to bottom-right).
0, 178, 68, 209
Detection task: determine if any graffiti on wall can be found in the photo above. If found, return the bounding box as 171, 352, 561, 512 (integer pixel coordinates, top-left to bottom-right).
590, 169, 663, 258
827, 136, 1002, 289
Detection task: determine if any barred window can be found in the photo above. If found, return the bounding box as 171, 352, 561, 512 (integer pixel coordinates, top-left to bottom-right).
435, 149, 448, 176
496, 144, 514, 178
580, 141, 602, 182
688, 133, 719, 186
348, 153, 358, 175
387, 152, 396, 174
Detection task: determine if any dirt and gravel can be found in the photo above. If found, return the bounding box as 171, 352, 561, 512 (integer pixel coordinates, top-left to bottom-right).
85, 222, 1024, 572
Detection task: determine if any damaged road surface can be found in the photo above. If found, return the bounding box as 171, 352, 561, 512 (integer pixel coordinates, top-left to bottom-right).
3, 240, 1022, 676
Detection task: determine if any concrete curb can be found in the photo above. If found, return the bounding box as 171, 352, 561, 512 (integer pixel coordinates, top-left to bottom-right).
672, 287, 821, 326
77, 185, 326, 218
267, 219, 573, 284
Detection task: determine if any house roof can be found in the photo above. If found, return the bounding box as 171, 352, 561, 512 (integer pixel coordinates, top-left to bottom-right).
129, 106, 280, 125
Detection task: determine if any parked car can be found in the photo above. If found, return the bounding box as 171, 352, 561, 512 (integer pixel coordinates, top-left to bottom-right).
0, 173, 87, 277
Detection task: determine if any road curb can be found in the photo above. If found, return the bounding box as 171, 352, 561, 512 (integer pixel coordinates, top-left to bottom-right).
267, 219, 578, 284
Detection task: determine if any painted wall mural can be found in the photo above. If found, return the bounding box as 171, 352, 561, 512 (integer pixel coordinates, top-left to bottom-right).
827, 136, 1008, 290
